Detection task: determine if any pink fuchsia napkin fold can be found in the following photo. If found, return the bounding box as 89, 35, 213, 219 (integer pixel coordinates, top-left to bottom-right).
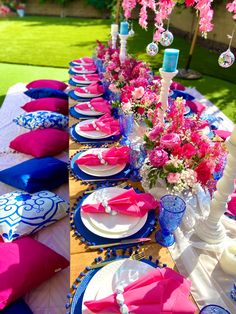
76, 146, 129, 166
72, 57, 94, 64
75, 98, 111, 114
79, 113, 120, 135
72, 74, 100, 84
81, 188, 159, 217
75, 83, 104, 96
186, 100, 206, 115
227, 193, 236, 216
84, 267, 196, 314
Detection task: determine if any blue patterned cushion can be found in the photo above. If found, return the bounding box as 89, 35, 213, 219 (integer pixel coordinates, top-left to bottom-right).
13, 111, 68, 130
24, 88, 68, 99
0, 157, 68, 193
0, 190, 69, 242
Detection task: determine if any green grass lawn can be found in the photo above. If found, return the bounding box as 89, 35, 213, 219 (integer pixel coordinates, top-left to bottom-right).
0, 16, 235, 122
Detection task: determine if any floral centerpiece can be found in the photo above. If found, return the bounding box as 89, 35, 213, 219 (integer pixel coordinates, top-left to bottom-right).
141, 97, 227, 195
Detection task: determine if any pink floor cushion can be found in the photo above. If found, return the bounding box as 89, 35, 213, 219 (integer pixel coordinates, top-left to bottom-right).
9, 129, 69, 157
0, 236, 69, 310
22, 98, 68, 116
186, 100, 206, 115
26, 79, 67, 91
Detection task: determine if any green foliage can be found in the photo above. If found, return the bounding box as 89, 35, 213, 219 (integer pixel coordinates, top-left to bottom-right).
85, 0, 116, 10
39, 0, 74, 6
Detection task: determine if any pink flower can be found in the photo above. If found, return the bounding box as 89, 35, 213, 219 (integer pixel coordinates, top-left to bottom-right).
167, 173, 181, 184
160, 133, 181, 150
149, 148, 169, 167
195, 160, 215, 185
122, 102, 132, 112
132, 86, 145, 99
180, 143, 197, 159
148, 125, 164, 141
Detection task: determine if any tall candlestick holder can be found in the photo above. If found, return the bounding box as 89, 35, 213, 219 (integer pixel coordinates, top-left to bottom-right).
111, 24, 119, 49
158, 68, 178, 124
195, 125, 236, 244
119, 34, 129, 63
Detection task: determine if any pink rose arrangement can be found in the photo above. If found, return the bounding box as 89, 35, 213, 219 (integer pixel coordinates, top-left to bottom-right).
142, 97, 227, 192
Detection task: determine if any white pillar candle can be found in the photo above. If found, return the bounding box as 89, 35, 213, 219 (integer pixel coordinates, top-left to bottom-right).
111, 24, 119, 33
219, 243, 236, 276
229, 125, 236, 146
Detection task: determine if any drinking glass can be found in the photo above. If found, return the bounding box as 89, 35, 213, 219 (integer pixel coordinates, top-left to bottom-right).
155, 195, 186, 247
199, 305, 230, 314
119, 112, 134, 145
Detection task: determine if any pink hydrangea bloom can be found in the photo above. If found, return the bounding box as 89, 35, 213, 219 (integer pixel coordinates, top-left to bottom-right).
149, 148, 169, 167
132, 86, 145, 99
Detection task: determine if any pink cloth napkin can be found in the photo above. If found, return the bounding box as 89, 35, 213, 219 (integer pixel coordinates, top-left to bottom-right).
186, 100, 206, 115
214, 130, 232, 141
79, 113, 120, 135
75, 83, 104, 96
72, 74, 100, 83
72, 57, 94, 64
84, 267, 196, 314
171, 81, 186, 91
73, 64, 97, 73
76, 146, 129, 166
81, 188, 159, 217
228, 193, 236, 216
75, 98, 111, 114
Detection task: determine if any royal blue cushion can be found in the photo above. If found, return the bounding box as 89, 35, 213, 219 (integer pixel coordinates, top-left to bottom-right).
171, 90, 195, 100
1, 298, 33, 314
13, 111, 68, 130
0, 157, 68, 193
24, 88, 68, 100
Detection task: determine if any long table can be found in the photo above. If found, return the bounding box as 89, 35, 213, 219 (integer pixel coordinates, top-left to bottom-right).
69, 102, 200, 313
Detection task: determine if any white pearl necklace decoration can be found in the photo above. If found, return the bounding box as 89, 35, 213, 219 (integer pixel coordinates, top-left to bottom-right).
116, 286, 129, 314
101, 199, 117, 216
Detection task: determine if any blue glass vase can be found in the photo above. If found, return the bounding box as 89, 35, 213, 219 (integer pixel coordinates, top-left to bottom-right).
155, 195, 186, 247
119, 112, 134, 146
129, 142, 147, 182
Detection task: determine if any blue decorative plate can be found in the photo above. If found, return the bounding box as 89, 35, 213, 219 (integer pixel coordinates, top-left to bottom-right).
69, 256, 159, 314
70, 151, 131, 184
68, 90, 94, 102
68, 78, 89, 87
70, 124, 121, 145
71, 187, 157, 246
68, 69, 98, 76
199, 304, 231, 314
69, 106, 104, 120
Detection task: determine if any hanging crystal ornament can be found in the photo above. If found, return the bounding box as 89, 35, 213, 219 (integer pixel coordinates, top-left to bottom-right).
160, 19, 174, 47
146, 42, 159, 56
218, 28, 235, 68
129, 21, 135, 37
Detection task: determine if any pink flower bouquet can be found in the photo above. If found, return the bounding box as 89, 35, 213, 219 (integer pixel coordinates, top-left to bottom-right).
141, 98, 227, 193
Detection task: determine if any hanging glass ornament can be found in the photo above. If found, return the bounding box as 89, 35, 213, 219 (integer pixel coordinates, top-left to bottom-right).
160, 19, 174, 47
218, 29, 235, 68
146, 42, 158, 56
129, 22, 135, 37
218, 49, 235, 68
160, 30, 174, 46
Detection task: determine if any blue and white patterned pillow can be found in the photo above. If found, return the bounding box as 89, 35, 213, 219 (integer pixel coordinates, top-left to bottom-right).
0, 190, 69, 242
13, 110, 68, 130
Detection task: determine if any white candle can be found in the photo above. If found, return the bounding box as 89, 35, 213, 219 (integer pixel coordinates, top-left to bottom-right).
219, 243, 236, 276
229, 125, 236, 146
111, 24, 119, 33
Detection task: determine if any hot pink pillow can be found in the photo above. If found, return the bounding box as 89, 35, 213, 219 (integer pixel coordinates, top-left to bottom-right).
22, 98, 68, 116
10, 129, 69, 157
0, 236, 69, 310
26, 79, 67, 91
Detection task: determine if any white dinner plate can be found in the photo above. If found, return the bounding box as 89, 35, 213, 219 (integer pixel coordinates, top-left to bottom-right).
80, 187, 148, 238
72, 77, 97, 85
74, 104, 104, 116
82, 259, 154, 314
77, 149, 126, 177
184, 105, 191, 115
74, 90, 103, 98
71, 67, 96, 74
75, 120, 117, 139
